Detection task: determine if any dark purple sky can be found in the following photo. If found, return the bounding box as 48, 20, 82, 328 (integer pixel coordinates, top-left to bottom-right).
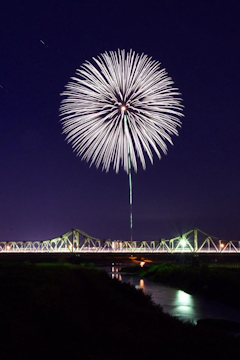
1, 0, 240, 242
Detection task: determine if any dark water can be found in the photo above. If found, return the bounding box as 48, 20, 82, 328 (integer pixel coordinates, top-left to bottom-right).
106, 264, 240, 324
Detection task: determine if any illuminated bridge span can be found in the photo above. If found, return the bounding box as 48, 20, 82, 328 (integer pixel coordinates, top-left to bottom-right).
0, 228, 240, 254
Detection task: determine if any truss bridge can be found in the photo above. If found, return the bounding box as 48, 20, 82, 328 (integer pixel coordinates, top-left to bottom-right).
0, 228, 239, 254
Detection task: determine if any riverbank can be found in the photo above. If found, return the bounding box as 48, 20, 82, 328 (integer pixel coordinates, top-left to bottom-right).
122, 263, 240, 309
0, 262, 240, 359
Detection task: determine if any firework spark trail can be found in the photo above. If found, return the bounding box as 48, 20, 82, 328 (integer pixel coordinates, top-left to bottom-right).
60, 49, 184, 174
60, 50, 183, 241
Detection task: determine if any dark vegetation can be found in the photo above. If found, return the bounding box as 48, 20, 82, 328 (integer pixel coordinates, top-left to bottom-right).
0, 262, 240, 360
123, 262, 240, 308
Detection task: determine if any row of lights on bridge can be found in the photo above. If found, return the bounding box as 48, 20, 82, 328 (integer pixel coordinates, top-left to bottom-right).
3, 240, 226, 251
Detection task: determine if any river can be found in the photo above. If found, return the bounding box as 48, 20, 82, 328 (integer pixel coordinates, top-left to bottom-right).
106, 263, 240, 325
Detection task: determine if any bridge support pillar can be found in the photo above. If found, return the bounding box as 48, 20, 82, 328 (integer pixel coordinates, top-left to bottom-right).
194, 229, 198, 252
72, 230, 79, 250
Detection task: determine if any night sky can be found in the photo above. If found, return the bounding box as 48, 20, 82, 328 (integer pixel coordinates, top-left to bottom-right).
1, 0, 240, 242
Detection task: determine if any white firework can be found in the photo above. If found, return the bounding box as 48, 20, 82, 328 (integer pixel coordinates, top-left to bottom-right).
60, 49, 184, 173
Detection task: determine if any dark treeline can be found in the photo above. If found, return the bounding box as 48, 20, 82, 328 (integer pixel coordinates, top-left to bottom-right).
0, 262, 240, 359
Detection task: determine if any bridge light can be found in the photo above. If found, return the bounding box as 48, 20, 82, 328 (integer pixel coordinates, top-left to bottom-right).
180, 238, 187, 247
140, 261, 145, 267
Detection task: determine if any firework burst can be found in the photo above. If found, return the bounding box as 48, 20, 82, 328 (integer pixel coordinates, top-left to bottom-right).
60, 50, 183, 173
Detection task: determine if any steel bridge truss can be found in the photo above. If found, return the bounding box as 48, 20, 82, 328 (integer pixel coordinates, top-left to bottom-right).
0, 228, 240, 254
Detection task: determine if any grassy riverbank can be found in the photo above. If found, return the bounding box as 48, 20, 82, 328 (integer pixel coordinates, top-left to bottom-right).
124, 262, 240, 308
0, 262, 240, 359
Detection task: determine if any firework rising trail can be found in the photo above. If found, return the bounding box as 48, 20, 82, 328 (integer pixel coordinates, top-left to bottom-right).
60, 50, 184, 173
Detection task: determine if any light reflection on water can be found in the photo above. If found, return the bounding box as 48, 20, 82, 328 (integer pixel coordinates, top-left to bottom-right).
109, 265, 240, 324
111, 264, 122, 281
139, 279, 145, 291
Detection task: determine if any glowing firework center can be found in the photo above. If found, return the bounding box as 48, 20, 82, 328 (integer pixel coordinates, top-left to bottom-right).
120, 105, 127, 113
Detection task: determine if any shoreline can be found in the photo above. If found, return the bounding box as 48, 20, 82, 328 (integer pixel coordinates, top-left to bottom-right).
121, 263, 240, 310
